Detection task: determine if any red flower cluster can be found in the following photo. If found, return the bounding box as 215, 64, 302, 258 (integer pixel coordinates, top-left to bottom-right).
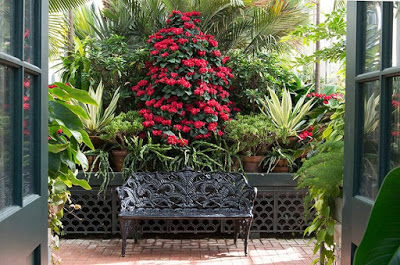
133, 11, 236, 145
307, 92, 343, 105
392, 99, 400, 108
298, 126, 314, 142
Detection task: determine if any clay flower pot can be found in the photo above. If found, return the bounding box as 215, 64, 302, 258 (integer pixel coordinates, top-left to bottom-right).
87, 154, 99, 172
243, 156, 265, 173
112, 150, 129, 172
272, 158, 289, 173
89, 135, 105, 149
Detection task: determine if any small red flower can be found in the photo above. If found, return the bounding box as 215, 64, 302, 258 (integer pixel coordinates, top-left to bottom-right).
194, 121, 205, 129
162, 120, 172, 126
152, 130, 163, 136
167, 135, 178, 145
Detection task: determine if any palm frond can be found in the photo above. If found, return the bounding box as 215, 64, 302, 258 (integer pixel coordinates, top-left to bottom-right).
49, 0, 92, 13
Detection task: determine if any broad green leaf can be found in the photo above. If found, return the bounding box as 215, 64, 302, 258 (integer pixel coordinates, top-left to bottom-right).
79, 129, 94, 150
353, 167, 400, 265
68, 171, 91, 190
54, 82, 98, 105
55, 101, 89, 120
75, 150, 88, 170
50, 101, 83, 130
48, 143, 69, 153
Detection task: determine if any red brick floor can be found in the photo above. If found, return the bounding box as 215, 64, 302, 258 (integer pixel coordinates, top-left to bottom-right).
59, 238, 316, 265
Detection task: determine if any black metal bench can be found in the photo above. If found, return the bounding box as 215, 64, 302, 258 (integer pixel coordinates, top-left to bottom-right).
116, 167, 257, 256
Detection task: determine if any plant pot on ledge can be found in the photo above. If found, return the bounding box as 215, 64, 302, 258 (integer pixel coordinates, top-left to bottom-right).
89, 135, 105, 149
243, 156, 264, 173
272, 158, 289, 173
87, 154, 99, 172
112, 150, 129, 172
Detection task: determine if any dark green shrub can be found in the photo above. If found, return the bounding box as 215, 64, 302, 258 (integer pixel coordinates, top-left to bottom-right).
60, 35, 148, 113
226, 50, 303, 114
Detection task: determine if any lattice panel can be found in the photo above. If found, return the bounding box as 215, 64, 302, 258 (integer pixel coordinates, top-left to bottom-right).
63, 189, 113, 234
251, 192, 275, 232
276, 191, 308, 232
62, 186, 310, 235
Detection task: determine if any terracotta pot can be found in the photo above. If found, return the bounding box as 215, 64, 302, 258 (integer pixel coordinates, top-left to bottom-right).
112, 150, 129, 172
230, 157, 241, 172
89, 135, 105, 149
272, 158, 289, 173
87, 154, 99, 172
243, 156, 264, 173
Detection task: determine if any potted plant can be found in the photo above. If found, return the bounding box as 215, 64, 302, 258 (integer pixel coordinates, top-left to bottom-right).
262, 146, 295, 173
72, 81, 120, 148
225, 114, 277, 173
259, 88, 314, 143
100, 111, 144, 172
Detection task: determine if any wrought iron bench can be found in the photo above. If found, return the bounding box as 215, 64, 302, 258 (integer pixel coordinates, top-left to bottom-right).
116, 167, 257, 256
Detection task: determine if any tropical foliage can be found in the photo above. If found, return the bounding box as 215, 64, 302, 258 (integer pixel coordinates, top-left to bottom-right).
49, 0, 308, 59
60, 35, 147, 111
48, 82, 96, 263
226, 50, 303, 114
259, 88, 314, 138
353, 167, 400, 265
72, 81, 120, 135
296, 141, 344, 265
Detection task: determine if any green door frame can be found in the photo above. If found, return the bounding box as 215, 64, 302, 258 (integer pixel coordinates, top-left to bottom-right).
342, 1, 400, 264
0, 0, 48, 264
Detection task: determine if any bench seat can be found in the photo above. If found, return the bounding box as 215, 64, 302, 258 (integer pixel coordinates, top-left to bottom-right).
119, 208, 252, 219
116, 168, 257, 257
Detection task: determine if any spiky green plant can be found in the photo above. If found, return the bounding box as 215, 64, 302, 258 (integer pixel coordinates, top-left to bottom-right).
259, 88, 314, 137
72, 81, 120, 135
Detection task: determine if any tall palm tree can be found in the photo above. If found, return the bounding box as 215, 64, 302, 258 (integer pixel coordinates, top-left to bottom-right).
48, 0, 92, 59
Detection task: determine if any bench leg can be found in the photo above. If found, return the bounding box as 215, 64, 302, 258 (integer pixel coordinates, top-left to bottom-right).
234, 220, 240, 245
133, 220, 139, 244
120, 219, 132, 257
244, 219, 252, 256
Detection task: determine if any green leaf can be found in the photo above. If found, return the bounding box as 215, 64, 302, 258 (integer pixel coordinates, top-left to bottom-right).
54, 82, 97, 105
55, 101, 89, 120
48, 152, 61, 174
79, 129, 94, 150
354, 167, 400, 265
75, 150, 88, 170
48, 143, 69, 153
50, 101, 83, 130
68, 171, 91, 190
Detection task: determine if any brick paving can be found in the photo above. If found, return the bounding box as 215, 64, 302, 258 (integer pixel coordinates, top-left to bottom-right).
59, 237, 316, 265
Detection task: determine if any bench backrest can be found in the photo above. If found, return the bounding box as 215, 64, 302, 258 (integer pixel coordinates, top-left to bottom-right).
116, 168, 257, 213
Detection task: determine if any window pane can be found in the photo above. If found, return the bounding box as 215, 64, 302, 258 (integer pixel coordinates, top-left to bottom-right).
391, 77, 400, 169
23, 73, 35, 196
393, 3, 400, 67
24, 0, 37, 65
363, 2, 382, 73
0, 66, 14, 210
0, 1, 14, 55
359, 81, 380, 200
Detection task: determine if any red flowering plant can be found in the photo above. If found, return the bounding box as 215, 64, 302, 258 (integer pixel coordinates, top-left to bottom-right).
132, 10, 235, 146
